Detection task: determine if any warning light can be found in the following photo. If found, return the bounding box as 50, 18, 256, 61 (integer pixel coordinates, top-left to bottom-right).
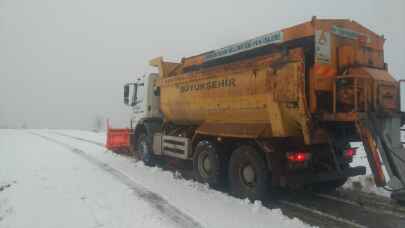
287, 151, 311, 162
344, 148, 357, 159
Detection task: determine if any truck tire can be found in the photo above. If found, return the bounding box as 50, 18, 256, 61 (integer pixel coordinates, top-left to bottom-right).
229, 145, 269, 201
193, 140, 225, 187
136, 132, 155, 166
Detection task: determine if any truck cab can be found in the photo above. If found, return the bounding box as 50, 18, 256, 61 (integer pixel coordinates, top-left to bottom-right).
124, 73, 162, 127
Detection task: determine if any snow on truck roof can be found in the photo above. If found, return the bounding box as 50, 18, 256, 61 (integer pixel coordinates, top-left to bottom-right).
181, 18, 385, 69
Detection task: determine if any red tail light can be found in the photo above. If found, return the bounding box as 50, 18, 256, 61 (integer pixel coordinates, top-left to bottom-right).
287, 151, 311, 162
344, 147, 357, 159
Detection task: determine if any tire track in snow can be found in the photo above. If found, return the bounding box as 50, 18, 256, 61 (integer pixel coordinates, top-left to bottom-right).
314, 192, 405, 219
30, 132, 203, 228
275, 189, 405, 228
51, 131, 104, 147
278, 200, 367, 228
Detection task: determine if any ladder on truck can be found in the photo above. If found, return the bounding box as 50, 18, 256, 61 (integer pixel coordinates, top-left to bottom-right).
356, 113, 405, 201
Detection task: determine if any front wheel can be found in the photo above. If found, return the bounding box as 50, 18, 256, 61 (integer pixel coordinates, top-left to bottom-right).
135, 132, 155, 166
229, 145, 269, 201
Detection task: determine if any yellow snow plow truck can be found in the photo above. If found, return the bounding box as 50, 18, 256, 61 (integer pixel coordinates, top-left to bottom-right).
121, 17, 405, 201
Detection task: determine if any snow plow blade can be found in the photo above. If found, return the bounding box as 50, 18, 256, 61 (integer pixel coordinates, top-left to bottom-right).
105, 128, 130, 151
355, 113, 405, 201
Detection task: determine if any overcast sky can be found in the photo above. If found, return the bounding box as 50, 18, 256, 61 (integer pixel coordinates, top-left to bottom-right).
1, 0, 404, 129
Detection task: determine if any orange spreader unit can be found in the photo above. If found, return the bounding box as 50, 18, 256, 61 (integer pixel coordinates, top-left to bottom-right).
105, 128, 130, 151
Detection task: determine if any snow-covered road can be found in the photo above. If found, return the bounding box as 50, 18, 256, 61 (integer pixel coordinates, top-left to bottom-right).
0, 129, 309, 228
0, 130, 188, 228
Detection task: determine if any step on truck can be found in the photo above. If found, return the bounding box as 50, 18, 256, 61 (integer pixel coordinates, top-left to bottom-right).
120, 17, 405, 201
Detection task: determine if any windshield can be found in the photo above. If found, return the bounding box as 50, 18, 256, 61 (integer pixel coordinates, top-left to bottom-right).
136, 83, 144, 104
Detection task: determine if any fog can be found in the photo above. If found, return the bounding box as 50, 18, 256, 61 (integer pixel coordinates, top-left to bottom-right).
0, 0, 404, 129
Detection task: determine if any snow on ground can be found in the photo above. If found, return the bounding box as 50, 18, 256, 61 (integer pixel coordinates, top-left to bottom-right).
0, 129, 310, 228
0, 129, 179, 228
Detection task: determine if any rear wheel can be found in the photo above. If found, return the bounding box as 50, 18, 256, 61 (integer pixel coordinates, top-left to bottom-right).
193, 140, 225, 187
135, 132, 154, 166
229, 145, 269, 201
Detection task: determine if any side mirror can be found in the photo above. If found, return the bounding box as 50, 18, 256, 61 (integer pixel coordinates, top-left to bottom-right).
124, 84, 130, 105
400, 80, 405, 112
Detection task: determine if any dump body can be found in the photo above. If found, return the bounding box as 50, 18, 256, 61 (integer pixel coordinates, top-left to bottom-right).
156, 48, 307, 139
153, 18, 394, 144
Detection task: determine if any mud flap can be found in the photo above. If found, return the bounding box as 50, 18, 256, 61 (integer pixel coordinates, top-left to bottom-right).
355, 113, 405, 201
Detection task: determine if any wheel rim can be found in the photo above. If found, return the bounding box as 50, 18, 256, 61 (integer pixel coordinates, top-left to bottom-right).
198, 152, 212, 178
240, 164, 256, 188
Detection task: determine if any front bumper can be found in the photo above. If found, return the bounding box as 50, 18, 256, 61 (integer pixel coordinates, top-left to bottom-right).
285, 166, 366, 186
